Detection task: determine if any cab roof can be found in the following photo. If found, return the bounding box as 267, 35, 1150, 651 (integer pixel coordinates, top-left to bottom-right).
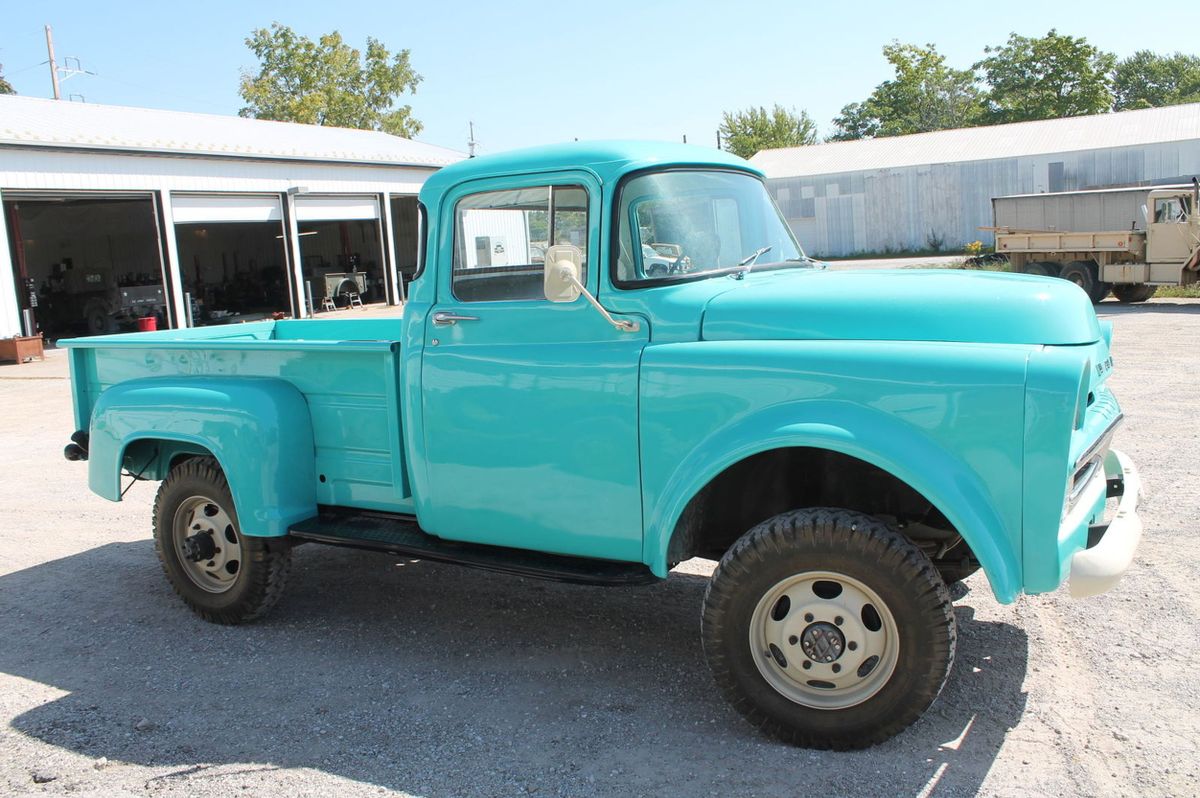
418, 140, 759, 203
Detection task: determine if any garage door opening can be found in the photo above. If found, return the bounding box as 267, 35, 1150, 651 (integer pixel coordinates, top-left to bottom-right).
172, 195, 292, 326
390, 195, 419, 300
4, 194, 168, 340
296, 196, 386, 310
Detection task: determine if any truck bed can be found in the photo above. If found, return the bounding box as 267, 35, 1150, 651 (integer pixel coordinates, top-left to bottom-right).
995, 229, 1144, 254
60, 318, 413, 514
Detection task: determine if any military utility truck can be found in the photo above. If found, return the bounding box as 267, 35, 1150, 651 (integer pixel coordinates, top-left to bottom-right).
61, 142, 1141, 750
992, 183, 1200, 303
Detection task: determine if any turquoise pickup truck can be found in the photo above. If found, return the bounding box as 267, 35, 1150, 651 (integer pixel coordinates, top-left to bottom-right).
61, 142, 1141, 749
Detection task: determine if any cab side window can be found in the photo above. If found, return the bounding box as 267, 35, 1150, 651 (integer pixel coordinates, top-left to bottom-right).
452, 185, 588, 302
1154, 196, 1190, 224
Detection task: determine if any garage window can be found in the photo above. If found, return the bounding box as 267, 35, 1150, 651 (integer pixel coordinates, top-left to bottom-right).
172, 194, 292, 326
5, 193, 168, 339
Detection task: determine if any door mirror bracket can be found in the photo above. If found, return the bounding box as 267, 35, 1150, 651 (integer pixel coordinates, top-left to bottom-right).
544, 245, 640, 333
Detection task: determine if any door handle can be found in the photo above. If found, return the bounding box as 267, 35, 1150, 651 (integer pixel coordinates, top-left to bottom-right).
432, 311, 480, 326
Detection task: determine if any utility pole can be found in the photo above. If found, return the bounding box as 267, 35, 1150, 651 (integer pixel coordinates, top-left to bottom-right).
467, 121, 477, 158
45, 25, 61, 100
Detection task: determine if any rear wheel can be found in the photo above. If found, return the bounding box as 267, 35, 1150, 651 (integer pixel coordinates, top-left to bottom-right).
1112, 283, 1157, 303
1023, 260, 1059, 277
153, 457, 291, 624
701, 508, 956, 749
1060, 260, 1110, 303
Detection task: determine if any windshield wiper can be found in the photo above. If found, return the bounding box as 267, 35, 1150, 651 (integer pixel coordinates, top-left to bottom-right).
738, 246, 772, 268
729, 246, 772, 279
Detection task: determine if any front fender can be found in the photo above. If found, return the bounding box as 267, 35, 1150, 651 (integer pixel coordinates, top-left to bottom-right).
645, 400, 1022, 603
88, 376, 317, 536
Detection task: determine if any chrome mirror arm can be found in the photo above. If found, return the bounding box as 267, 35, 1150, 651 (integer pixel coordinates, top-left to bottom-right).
556, 265, 640, 333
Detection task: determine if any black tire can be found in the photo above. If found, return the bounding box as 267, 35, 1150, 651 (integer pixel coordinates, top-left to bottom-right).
153, 456, 291, 624
1112, 283, 1157, 303
82, 298, 115, 335
1023, 260, 1059, 277
1060, 260, 1109, 303
701, 508, 955, 750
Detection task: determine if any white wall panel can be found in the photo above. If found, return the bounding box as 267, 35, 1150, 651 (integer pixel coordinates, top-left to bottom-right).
171, 194, 282, 223
294, 195, 379, 222
0, 148, 432, 196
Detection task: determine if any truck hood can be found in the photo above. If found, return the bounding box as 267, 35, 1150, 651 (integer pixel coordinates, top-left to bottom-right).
700, 269, 1102, 345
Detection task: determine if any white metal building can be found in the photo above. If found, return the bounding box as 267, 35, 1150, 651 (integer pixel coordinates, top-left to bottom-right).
751, 103, 1200, 257
0, 95, 463, 340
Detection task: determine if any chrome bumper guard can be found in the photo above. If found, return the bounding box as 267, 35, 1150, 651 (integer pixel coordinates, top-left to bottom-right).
1068, 449, 1142, 598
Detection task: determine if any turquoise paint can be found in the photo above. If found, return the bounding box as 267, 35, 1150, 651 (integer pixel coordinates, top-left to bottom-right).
61, 318, 413, 519
87, 376, 316, 536
62, 141, 1123, 603
417, 169, 646, 560
638, 340, 1030, 602
700, 269, 1102, 345
1022, 339, 1122, 593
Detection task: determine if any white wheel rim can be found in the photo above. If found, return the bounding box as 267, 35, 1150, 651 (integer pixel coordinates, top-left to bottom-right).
172, 495, 243, 594
749, 570, 899, 710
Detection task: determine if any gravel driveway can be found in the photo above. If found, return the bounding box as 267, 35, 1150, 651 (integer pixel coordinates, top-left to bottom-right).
1, 299, 1196, 797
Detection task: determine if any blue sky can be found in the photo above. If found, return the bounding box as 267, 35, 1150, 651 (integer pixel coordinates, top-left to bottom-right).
3, 0, 1198, 155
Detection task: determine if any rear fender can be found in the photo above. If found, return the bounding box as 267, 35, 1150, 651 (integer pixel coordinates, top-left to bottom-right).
88, 376, 317, 536
646, 401, 1022, 603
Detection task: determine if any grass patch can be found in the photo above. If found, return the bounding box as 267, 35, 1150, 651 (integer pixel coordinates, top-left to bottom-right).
1152, 284, 1200, 298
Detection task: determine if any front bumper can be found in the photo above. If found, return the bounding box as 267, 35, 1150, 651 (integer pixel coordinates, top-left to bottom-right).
1068, 449, 1142, 598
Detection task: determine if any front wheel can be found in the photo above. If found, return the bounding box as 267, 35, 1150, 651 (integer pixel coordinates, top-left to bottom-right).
153, 457, 292, 624
701, 508, 956, 749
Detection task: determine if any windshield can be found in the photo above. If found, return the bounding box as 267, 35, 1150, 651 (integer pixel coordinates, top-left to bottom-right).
614, 170, 806, 285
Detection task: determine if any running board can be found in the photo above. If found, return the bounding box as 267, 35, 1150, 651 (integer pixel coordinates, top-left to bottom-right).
289, 509, 659, 587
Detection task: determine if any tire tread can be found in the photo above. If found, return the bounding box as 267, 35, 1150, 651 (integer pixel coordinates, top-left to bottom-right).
701, 508, 955, 750
152, 457, 291, 625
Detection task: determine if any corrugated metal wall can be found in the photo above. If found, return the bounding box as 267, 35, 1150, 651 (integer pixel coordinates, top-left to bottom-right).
767, 140, 1200, 257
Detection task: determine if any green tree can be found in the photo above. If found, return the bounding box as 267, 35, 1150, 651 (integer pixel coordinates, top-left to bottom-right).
976, 30, 1115, 123
828, 102, 878, 141
830, 43, 984, 140
718, 105, 817, 158
1113, 50, 1200, 110
0, 64, 15, 95
239, 23, 423, 137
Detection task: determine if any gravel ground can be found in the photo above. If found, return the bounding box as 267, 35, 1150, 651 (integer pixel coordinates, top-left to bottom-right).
1, 298, 1197, 797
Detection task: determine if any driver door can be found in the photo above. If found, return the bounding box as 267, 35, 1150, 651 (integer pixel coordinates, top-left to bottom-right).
419, 174, 648, 561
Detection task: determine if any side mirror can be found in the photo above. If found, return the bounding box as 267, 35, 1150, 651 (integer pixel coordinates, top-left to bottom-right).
543, 244, 583, 303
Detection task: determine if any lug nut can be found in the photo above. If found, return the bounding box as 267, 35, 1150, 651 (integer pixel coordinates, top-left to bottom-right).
835, 616, 844, 626
804, 613, 814, 622
802, 661, 812, 670
788, 635, 798, 645
832, 664, 841, 673
848, 642, 858, 651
